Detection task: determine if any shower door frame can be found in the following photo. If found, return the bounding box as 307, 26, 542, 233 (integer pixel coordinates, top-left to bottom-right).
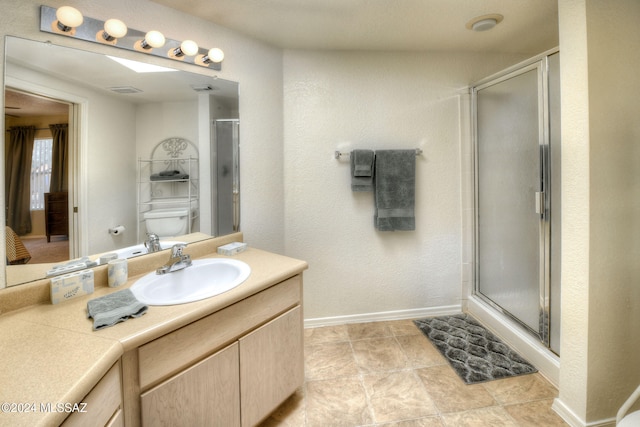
471, 51, 555, 348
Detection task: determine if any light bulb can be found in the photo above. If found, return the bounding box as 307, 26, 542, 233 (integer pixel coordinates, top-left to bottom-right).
142, 30, 166, 49
179, 40, 199, 57
207, 48, 224, 63
103, 18, 127, 40
56, 6, 83, 31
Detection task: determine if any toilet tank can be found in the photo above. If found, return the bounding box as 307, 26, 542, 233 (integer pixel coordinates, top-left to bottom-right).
143, 207, 192, 237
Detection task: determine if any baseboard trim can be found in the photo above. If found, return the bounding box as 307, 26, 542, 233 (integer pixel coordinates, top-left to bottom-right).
552, 398, 616, 427
467, 296, 560, 387
304, 305, 462, 328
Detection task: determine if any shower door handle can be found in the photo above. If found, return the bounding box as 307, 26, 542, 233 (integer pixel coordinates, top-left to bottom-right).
535, 191, 545, 217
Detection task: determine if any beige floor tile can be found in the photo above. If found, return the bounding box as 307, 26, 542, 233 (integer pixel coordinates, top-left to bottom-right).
416, 365, 496, 413
440, 406, 518, 427
377, 416, 445, 427
305, 376, 372, 427
266, 322, 568, 427
347, 321, 394, 340
362, 370, 439, 423
386, 319, 423, 336
351, 337, 410, 373
481, 373, 558, 405
305, 342, 359, 380
396, 334, 447, 368
504, 398, 569, 426
304, 325, 350, 345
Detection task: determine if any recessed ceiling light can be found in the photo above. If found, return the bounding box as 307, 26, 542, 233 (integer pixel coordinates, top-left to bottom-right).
466, 14, 504, 32
107, 55, 177, 73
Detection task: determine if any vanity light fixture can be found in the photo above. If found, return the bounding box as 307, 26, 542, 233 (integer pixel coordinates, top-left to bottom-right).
136, 30, 166, 51
196, 47, 225, 66
53, 6, 83, 34
465, 14, 504, 32
39, 5, 223, 71
99, 18, 128, 44
170, 40, 199, 59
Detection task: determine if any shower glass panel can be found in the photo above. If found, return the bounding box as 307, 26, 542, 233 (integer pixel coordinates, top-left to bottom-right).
214, 119, 240, 236
548, 52, 561, 354
475, 63, 546, 336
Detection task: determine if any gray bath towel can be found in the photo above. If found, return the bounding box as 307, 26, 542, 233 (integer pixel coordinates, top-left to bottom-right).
87, 289, 148, 330
351, 149, 375, 191
374, 150, 416, 231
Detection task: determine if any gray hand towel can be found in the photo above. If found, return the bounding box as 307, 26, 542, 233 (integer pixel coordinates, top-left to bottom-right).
374, 150, 416, 231
351, 149, 375, 191
87, 289, 148, 330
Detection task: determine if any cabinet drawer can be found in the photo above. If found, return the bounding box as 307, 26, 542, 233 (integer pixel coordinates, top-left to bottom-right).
62, 361, 122, 427
138, 274, 302, 390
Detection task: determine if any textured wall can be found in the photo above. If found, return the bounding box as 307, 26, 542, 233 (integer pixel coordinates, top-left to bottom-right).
283, 50, 527, 321
556, 0, 640, 424
584, 0, 640, 421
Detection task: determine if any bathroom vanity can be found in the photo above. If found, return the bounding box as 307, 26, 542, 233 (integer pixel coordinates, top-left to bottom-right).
0, 233, 307, 427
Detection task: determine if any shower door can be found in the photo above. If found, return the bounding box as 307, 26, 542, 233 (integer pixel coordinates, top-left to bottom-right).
213, 119, 240, 236
474, 57, 556, 348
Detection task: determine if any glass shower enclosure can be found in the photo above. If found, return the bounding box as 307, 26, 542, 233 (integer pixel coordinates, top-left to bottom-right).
213, 119, 240, 236
473, 51, 561, 354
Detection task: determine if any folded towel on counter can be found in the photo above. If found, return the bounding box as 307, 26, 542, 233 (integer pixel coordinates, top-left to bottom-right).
150, 173, 189, 181
350, 149, 375, 191
374, 150, 416, 231
87, 289, 148, 330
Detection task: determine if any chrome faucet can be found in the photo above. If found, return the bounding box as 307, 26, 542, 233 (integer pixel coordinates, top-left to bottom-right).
156, 243, 192, 275
144, 233, 162, 253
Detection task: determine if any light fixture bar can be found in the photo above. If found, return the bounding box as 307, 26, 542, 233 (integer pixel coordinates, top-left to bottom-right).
39, 5, 222, 71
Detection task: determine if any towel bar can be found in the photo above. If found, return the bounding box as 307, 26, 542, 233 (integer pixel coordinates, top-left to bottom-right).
334, 148, 423, 159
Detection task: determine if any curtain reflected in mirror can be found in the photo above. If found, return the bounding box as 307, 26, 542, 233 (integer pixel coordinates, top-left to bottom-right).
49, 123, 68, 193
6, 126, 36, 236
5, 123, 69, 265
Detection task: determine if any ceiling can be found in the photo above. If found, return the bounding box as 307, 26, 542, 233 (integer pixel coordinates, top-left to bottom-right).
151, 0, 558, 54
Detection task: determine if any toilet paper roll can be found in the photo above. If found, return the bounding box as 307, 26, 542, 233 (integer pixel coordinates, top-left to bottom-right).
109, 225, 125, 235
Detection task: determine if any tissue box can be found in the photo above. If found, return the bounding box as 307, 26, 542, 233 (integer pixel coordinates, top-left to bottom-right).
50, 269, 95, 304
217, 242, 247, 256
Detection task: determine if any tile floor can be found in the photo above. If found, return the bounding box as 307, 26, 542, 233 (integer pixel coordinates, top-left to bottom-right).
260, 319, 568, 427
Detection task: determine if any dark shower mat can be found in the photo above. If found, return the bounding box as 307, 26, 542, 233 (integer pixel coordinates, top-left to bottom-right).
414, 313, 537, 384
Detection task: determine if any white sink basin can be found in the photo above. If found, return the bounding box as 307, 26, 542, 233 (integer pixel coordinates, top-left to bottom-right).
130, 258, 251, 306
111, 241, 185, 261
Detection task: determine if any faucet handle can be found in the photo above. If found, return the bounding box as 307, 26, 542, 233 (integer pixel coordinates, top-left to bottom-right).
171, 243, 187, 257
144, 233, 161, 252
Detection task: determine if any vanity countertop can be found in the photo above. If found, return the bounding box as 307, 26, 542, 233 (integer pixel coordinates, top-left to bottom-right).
0, 238, 308, 427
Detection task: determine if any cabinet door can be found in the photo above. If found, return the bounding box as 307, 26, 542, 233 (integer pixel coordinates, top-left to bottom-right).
62, 361, 121, 427
239, 306, 303, 427
141, 343, 240, 427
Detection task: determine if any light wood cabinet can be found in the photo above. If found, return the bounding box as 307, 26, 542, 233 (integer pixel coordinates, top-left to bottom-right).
140, 343, 240, 427
62, 361, 122, 427
240, 306, 303, 427
123, 274, 303, 427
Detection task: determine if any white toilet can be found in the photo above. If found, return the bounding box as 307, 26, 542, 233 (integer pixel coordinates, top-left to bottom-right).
143, 199, 198, 238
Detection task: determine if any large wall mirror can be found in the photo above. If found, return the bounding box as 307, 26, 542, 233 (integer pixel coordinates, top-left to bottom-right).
3, 36, 239, 288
